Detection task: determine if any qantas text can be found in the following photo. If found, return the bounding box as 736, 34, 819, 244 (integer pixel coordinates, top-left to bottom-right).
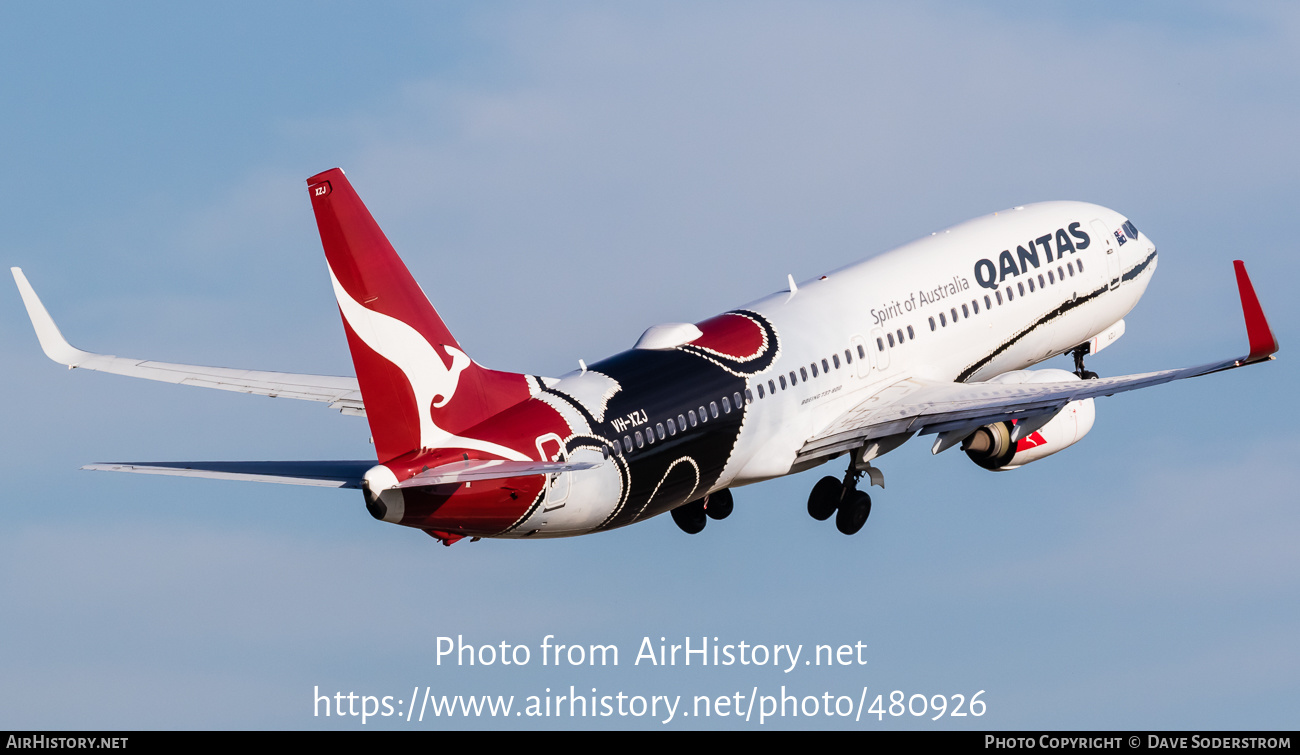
972, 222, 1090, 290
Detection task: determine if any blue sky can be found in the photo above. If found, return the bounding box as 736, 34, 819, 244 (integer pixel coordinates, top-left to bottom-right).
1, 1, 1296, 730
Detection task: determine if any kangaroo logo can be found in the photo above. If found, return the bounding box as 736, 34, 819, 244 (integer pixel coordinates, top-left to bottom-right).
328, 267, 526, 460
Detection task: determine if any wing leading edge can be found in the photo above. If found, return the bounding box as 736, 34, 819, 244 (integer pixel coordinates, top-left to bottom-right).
11, 268, 365, 415
798, 261, 1279, 462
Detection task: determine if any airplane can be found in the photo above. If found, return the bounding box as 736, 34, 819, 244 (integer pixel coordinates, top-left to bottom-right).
12, 168, 1279, 545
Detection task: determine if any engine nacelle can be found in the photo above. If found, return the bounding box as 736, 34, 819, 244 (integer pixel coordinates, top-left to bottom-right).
962, 369, 1096, 471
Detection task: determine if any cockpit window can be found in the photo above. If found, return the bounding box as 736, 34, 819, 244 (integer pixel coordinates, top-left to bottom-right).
1122, 220, 1138, 240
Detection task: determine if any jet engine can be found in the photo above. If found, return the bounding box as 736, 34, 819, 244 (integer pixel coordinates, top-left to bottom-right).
962, 369, 1096, 471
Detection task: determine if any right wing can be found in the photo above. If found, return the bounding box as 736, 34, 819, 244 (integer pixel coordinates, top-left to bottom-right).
798, 260, 1279, 462
12, 268, 365, 416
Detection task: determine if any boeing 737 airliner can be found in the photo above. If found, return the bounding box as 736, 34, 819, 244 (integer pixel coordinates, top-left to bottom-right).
12, 169, 1279, 544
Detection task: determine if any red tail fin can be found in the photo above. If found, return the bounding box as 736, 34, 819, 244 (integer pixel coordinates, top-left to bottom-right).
307, 168, 532, 462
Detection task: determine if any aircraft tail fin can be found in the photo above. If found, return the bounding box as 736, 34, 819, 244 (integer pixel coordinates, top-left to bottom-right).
306, 169, 531, 463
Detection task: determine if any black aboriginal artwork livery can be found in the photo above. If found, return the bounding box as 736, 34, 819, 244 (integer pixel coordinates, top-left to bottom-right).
566, 310, 781, 531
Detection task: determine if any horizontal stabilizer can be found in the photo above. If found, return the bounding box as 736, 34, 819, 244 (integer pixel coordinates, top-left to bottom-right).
83, 460, 374, 488
11, 268, 366, 415
397, 458, 601, 488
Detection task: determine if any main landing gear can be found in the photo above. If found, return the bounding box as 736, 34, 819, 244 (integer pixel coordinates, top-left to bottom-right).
671, 488, 734, 534
807, 466, 872, 536
1070, 344, 1099, 380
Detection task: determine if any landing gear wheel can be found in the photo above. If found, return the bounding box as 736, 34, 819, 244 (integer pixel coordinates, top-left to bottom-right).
1078, 370, 1099, 380
807, 476, 842, 521
705, 489, 733, 520
835, 491, 871, 535
671, 499, 707, 534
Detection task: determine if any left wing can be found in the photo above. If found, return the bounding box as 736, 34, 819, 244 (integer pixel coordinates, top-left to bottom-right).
12, 268, 365, 416
798, 261, 1279, 463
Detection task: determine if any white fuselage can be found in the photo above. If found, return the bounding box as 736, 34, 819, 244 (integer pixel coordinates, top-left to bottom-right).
509, 201, 1157, 537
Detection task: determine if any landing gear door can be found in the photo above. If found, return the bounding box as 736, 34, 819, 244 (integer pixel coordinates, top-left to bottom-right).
1090, 219, 1121, 291
536, 433, 569, 511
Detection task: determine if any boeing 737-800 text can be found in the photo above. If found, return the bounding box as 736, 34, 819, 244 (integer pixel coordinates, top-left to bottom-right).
13, 168, 1279, 544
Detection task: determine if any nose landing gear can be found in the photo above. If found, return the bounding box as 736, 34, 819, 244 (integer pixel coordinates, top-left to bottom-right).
1071, 344, 1100, 380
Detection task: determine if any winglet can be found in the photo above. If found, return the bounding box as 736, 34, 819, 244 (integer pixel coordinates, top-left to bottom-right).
1233, 261, 1279, 363
10, 268, 97, 366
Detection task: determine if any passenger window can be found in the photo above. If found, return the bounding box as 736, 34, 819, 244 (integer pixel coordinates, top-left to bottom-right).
821, 358, 829, 372
779, 375, 787, 389
929, 316, 936, 331
1018, 282, 1025, 296
1038, 274, 1045, 288
688, 410, 698, 427
951, 307, 958, 322
602, 445, 610, 460
635, 431, 645, 448
844, 349, 852, 364
768, 379, 776, 393
996, 291, 1003, 305
666, 418, 676, 436
857, 345, 866, 359
885, 333, 893, 347
721, 397, 731, 414
734, 391, 743, 408
710, 401, 719, 419
811, 362, 819, 377
906, 325, 914, 339
1077, 259, 1084, 272
678, 413, 687, 429
790, 371, 798, 386
1057, 266, 1064, 280
1048, 270, 1054, 284
833, 354, 840, 369
800, 367, 808, 381
699, 406, 708, 422
743, 389, 752, 404
940, 312, 947, 326
623, 436, 632, 453
757, 383, 765, 399
651, 423, 661, 441
1067, 262, 1075, 276
896, 329, 903, 343
1028, 278, 1036, 292
962, 304, 969, 318
985, 295, 991, 309
876, 338, 884, 351
1007, 286, 1015, 301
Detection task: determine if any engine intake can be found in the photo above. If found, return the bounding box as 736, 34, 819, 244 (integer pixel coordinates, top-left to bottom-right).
962, 369, 1097, 471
